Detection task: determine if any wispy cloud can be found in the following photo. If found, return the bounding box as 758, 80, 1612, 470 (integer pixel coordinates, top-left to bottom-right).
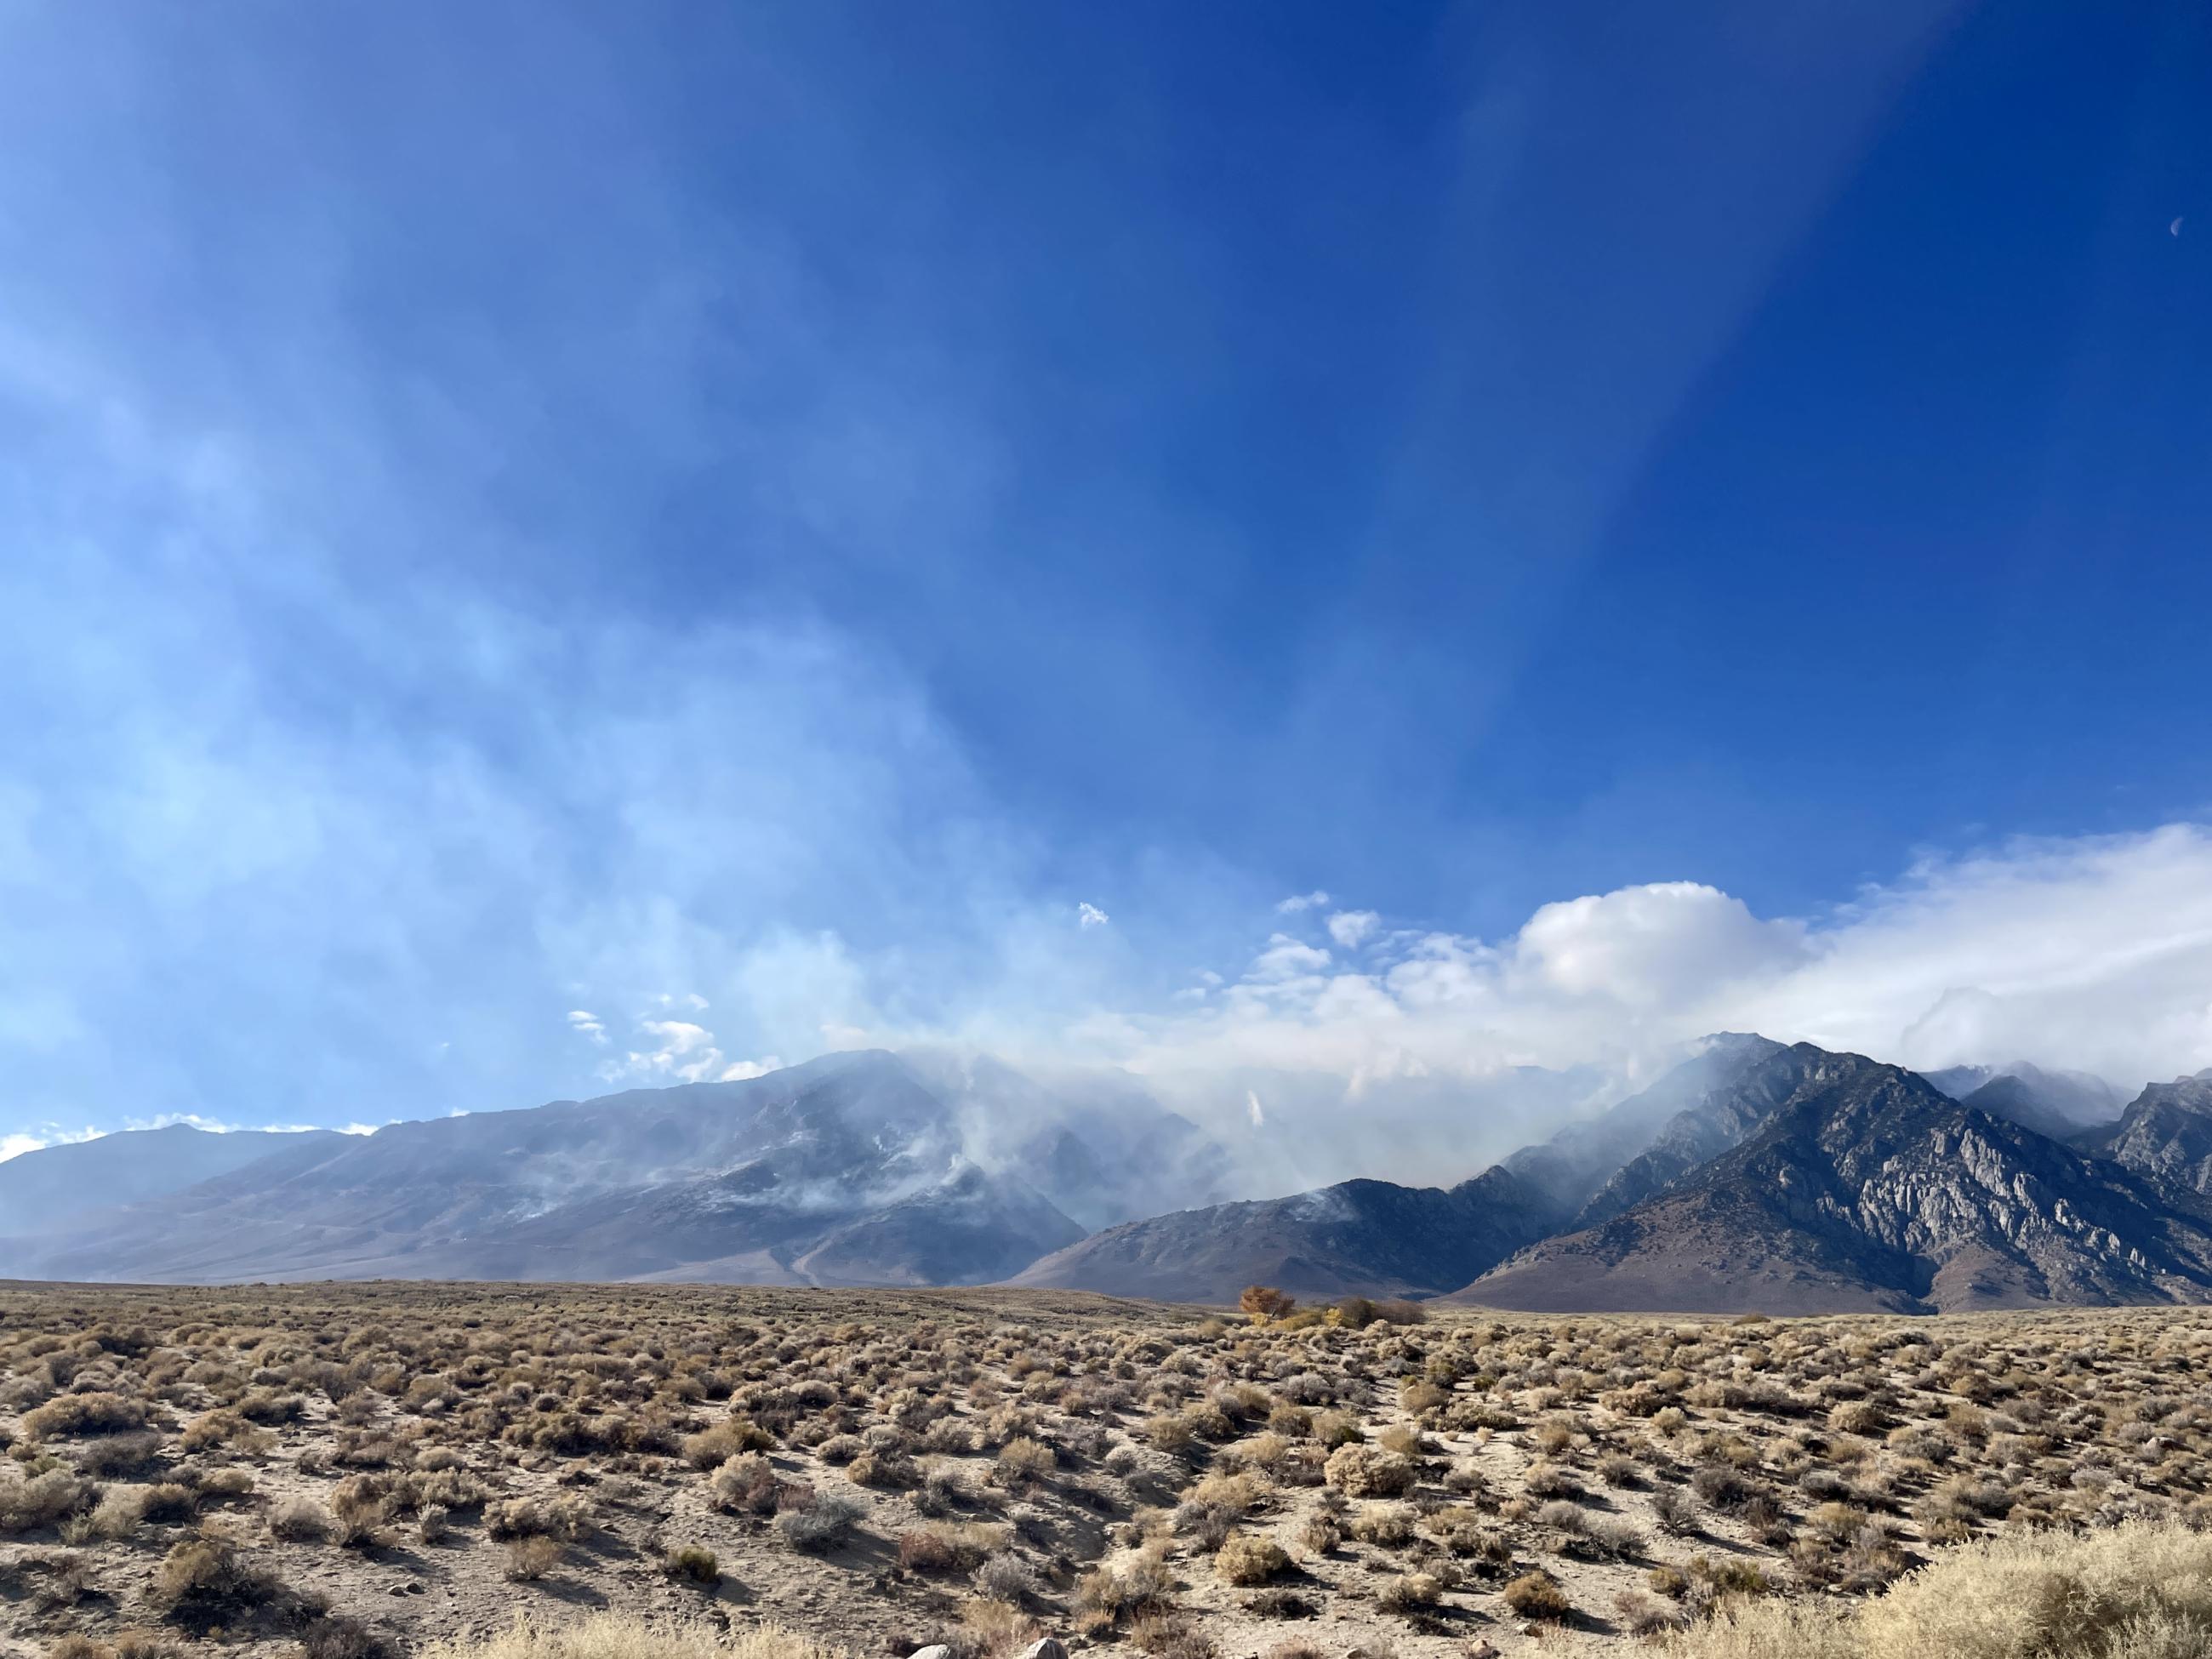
591, 1012, 783, 1087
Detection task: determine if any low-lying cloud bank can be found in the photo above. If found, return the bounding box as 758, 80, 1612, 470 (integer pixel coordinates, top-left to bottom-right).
1123, 824, 2212, 1088
510, 822, 2212, 1195
1028, 824, 2212, 1187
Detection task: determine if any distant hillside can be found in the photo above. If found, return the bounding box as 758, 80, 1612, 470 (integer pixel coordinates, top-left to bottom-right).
0, 1123, 346, 1237
1921, 1060, 2123, 1140
1007, 1168, 1555, 1305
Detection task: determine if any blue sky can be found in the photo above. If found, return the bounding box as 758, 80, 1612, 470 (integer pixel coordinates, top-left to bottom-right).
3, 2, 2211, 1171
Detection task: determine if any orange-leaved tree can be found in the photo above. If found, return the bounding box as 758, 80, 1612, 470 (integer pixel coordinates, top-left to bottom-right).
1239, 1285, 1296, 1323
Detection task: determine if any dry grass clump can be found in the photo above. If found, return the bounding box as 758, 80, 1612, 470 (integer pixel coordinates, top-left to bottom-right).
1074, 1546, 1175, 1634
0, 1467, 93, 1534
772, 1487, 865, 1554
1662, 1520, 2212, 1658
145, 1531, 279, 1616
20, 1393, 149, 1440
1321, 1443, 1414, 1497
1502, 1568, 1572, 1621
1214, 1531, 1290, 1585
706, 1451, 780, 1514
504, 1536, 565, 1582
680, 1417, 776, 1469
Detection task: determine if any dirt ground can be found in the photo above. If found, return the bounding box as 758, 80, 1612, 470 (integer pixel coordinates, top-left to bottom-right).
3, 1282, 2208, 1659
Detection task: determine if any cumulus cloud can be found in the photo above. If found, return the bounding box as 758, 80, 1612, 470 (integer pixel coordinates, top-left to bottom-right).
1276, 890, 1331, 913
567, 1010, 608, 1045
1078, 902, 1109, 928
1325, 909, 1380, 949
1514, 881, 1809, 1006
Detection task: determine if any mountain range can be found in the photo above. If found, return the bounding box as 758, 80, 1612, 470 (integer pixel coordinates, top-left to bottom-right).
7, 1038, 2212, 1314
1015, 1040, 2212, 1313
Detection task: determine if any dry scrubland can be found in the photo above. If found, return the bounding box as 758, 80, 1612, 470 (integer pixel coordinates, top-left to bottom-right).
3, 1285, 2211, 1659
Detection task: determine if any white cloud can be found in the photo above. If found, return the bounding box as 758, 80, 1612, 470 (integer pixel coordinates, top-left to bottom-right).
619, 1018, 731, 1083
1248, 934, 1331, 982
1078, 902, 1109, 928
599, 1008, 794, 1088
0, 1126, 99, 1163
566, 1010, 607, 1045
1726, 824, 2212, 1083
1514, 881, 1808, 1006
1326, 909, 1380, 949
1276, 890, 1331, 913
1246, 1089, 1265, 1128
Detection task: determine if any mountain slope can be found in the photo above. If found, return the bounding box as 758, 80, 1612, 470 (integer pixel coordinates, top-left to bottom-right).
2084, 1070, 2212, 1201
1457, 1046, 2212, 1314
0, 1124, 347, 1238
1569, 1039, 1822, 1228
1502, 1034, 1783, 1219
1007, 1167, 1554, 1304
7, 1052, 1092, 1286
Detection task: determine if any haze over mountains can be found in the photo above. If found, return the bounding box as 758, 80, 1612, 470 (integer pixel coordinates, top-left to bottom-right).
0, 1052, 1229, 1286
8, 1036, 2212, 1315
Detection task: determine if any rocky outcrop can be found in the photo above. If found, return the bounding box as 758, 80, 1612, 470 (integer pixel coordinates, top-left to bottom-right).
1456, 1046, 2212, 1314
2084, 1070, 2212, 1202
